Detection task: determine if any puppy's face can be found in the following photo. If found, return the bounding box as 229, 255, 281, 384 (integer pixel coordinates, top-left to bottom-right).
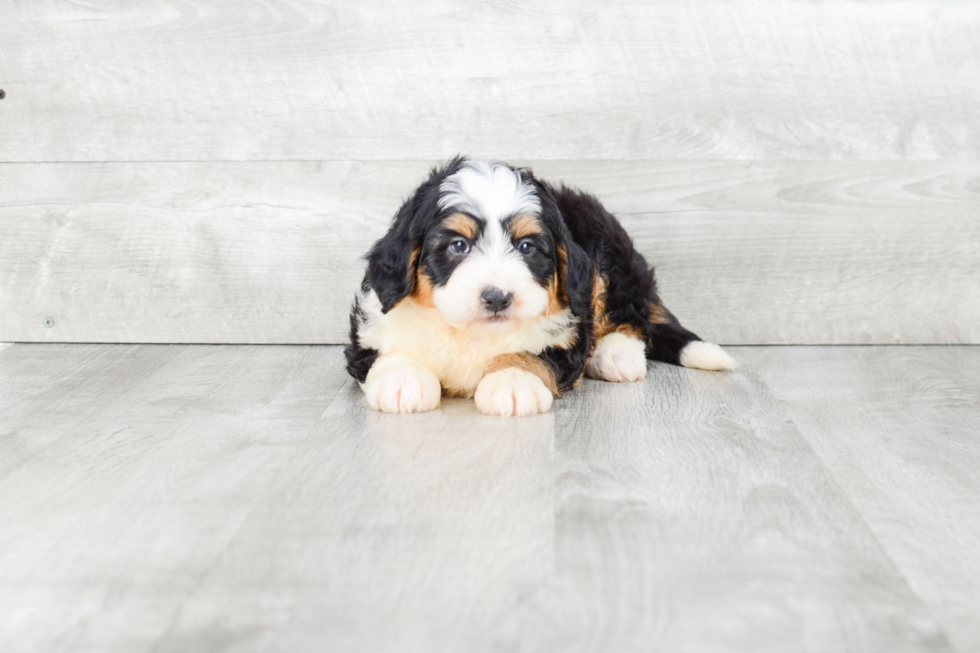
416, 162, 559, 330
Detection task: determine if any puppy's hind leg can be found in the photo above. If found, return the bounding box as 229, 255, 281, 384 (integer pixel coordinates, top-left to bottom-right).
585, 331, 648, 382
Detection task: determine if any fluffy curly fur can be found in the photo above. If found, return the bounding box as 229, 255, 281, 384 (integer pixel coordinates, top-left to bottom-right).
346, 157, 735, 416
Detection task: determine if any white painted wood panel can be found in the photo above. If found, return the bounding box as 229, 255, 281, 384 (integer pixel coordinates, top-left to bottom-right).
743, 345, 980, 653
2, 161, 977, 344
0, 1, 977, 161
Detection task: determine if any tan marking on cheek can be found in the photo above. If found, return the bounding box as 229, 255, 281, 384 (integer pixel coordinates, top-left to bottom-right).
412, 270, 435, 307
546, 272, 563, 315
443, 212, 479, 239
485, 353, 559, 396
408, 246, 435, 308
509, 214, 544, 240
555, 243, 570, 307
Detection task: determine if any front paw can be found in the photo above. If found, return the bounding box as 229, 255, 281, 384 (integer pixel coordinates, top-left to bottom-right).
364, 364, 441, 414
474, 368, 553, 417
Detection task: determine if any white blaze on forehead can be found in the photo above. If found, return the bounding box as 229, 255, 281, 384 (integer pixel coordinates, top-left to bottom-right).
438, 161, 541, 223
430, 160, 549, 329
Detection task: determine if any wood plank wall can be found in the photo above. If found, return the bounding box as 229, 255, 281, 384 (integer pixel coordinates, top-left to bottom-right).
1, 1, 978, 344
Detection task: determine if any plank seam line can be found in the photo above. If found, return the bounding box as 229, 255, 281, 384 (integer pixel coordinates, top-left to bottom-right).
6, 342, 980, 347
759, 375, 963, 652
4, 159, 975, 165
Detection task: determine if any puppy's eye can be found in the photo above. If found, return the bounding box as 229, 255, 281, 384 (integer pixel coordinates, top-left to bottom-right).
449, 239, 470, 255
517, 240, 535, 255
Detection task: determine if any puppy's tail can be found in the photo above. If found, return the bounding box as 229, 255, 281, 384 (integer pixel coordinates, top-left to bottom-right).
645, 305, 737, 371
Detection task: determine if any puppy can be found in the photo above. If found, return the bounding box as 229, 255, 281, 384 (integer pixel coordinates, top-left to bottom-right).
345, 157, 736, 416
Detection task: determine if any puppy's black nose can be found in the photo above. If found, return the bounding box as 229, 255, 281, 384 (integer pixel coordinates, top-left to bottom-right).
481, 287, 513, 313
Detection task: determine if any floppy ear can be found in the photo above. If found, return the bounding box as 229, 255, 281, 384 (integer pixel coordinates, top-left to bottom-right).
366, 156, 467, 313
558, 239, 593, 317
530, 176, 594, 317
366, 200, 418, 313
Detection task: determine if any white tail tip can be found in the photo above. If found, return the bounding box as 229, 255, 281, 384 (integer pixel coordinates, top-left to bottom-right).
679, 341, 737, 371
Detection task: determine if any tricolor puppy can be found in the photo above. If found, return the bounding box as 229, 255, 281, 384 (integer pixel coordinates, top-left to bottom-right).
345, 158, 736, 416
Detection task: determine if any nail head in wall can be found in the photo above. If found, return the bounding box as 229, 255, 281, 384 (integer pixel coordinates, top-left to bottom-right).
43, 317, 54, 328
0, 89, 5, 99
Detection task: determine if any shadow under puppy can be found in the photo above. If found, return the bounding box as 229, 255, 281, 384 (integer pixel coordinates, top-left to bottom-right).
346, 157, 736, 416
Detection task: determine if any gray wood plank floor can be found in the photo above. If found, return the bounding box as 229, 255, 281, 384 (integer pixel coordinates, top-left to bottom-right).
1, 344, 976, 652
742, 346, 980, 653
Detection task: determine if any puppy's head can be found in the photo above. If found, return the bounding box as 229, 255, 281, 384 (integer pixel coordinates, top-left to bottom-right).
367, 158, 591, 331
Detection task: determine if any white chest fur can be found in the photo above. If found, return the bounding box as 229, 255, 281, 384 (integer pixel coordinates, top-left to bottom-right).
356, 289, 576, 396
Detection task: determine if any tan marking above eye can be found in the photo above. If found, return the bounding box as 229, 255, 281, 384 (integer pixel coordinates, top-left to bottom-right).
508, 214, 544, 240
443, 212, 480, 240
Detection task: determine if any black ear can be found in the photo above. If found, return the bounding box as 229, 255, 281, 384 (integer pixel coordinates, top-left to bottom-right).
366, 200, 417, 313
366, 156, 467, 313
529, 176, 594, 317
560, 239, 593, 317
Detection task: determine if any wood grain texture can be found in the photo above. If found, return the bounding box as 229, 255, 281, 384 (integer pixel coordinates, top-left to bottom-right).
741, 345, 980, 653
0, 344, 182, 478
2, 161, 978, 344
0, 344, 348, 653
152, 386, 558, 653
496, 363, 951, 652
0, 343, 963, 652
0, 1, 978, 161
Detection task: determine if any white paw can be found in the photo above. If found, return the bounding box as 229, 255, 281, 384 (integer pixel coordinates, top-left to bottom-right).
364, 363, 441, 414
474, 368, 553, 417
585, 332, 647, 382
679, 341, 737, 371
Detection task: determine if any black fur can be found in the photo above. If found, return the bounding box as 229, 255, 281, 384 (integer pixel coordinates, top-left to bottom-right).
502, 216, 555, 288
344, 283, 379, 383
542, 182, 702, 365
345, 158, 466, 383
419, 216, 481, 287
365, 156, 465, 313
539, 309, 594, 392
528, 180, 595, 390
345, 157, 705, 392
